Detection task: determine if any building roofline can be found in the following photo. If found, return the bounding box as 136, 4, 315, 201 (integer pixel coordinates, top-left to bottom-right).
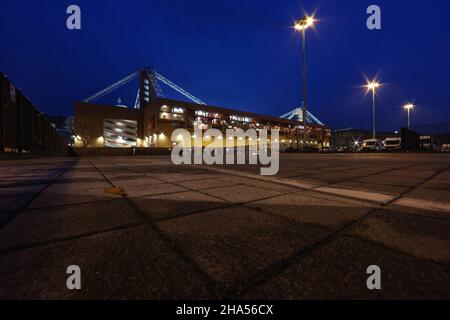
75, 99, 330, 129
150, 98, 330, 128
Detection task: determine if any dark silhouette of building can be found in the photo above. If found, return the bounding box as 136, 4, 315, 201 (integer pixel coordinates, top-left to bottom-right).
0, 73, 67, 155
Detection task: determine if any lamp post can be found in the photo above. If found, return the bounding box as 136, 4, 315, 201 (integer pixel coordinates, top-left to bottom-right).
403, 103, 414, 129
294, 16, 315, 124
366, 81, 380, 139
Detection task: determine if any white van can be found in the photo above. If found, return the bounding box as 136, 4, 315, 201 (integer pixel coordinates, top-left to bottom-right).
383, 137, 402, 151
362, 139, 383, 152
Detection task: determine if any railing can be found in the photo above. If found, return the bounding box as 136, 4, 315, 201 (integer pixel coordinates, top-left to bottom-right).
0, 73, 67, 155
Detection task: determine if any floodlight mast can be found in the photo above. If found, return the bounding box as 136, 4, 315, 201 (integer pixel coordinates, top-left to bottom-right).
83, 67, 207, 108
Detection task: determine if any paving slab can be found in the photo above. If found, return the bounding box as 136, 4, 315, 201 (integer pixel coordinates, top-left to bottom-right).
154, 173, 225, 183
1, 154, 450, 300
0, 193, 36, 213
157, 206, 329, 294
326, 181, 409, 196
0, 212, 13, 224
28, 192, 119, 209
389, 198, 450, 221
305, 171, 369, 183
44, 181, 113, 194
0, 184, 47, 195
202, 184, 282, 204
314, 187, 395, 204
243, 236, 450, 300
354, 174, 425, 188
124, 183, 188, 198
406, 185, 450, 204
133, 191, 228, 220
0, 225, 213, 299
348, 210, 450, 264
0, 199, 142, 251
108, 176, 164, 187
227, 177, 302, 194
247, 191, 375, 230
175, 178, 239, 191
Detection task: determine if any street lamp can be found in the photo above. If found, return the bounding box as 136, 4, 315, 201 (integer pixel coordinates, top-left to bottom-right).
366, 81, 380, 139
294, 16, 315, 123
403, 103, 414, 129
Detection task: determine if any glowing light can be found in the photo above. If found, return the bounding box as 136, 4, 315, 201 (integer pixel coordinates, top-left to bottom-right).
404, 103, 414, 110
367, 81, 380, 91
295, 16, 315, 31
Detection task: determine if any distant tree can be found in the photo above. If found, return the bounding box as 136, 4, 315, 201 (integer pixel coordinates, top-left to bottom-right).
72, 124, 91, 148
291, 127, 304, 150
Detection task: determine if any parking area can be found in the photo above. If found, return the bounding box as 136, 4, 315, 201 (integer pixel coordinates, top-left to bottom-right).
0, 153, 450, 299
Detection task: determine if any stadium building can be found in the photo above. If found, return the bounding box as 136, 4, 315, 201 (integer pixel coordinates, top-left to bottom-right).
73, 68, 331, 150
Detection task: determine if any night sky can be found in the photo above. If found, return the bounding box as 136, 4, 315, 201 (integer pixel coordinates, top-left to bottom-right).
1, 0, 449, 131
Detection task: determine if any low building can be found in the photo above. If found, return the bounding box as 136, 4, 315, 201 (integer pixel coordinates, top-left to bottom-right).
74, 98, 331, 150
413, 123, 450, 151
330, 128, 398, 150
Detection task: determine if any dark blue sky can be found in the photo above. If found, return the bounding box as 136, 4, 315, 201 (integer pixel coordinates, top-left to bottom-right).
1, 0, 449, 131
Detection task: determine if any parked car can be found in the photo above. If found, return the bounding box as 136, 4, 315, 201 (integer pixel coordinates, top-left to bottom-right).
320, 147, 336, 153
383, 137, 402, 151
361, 139, 383, 152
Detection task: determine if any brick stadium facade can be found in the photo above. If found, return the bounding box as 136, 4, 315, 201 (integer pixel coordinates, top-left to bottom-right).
74, 98, 331, 151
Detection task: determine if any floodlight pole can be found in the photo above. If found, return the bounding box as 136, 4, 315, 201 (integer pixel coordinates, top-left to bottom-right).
372, 88, 376, 139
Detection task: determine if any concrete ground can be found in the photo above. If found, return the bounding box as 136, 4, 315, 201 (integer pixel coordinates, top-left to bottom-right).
0, 153, 449, 299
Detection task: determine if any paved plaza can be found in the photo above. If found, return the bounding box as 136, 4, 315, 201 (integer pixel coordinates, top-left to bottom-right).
0, 153, 450, 299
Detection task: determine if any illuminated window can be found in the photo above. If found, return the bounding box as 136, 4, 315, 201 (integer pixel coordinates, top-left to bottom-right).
230, 115, 252, 123
173, 107, 185, 114
103, 119, 137, 148
195, 110, 209, 117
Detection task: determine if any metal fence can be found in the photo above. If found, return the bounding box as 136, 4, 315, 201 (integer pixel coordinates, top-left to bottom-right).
0, 73, 67, 155
411, 123, 450, 151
